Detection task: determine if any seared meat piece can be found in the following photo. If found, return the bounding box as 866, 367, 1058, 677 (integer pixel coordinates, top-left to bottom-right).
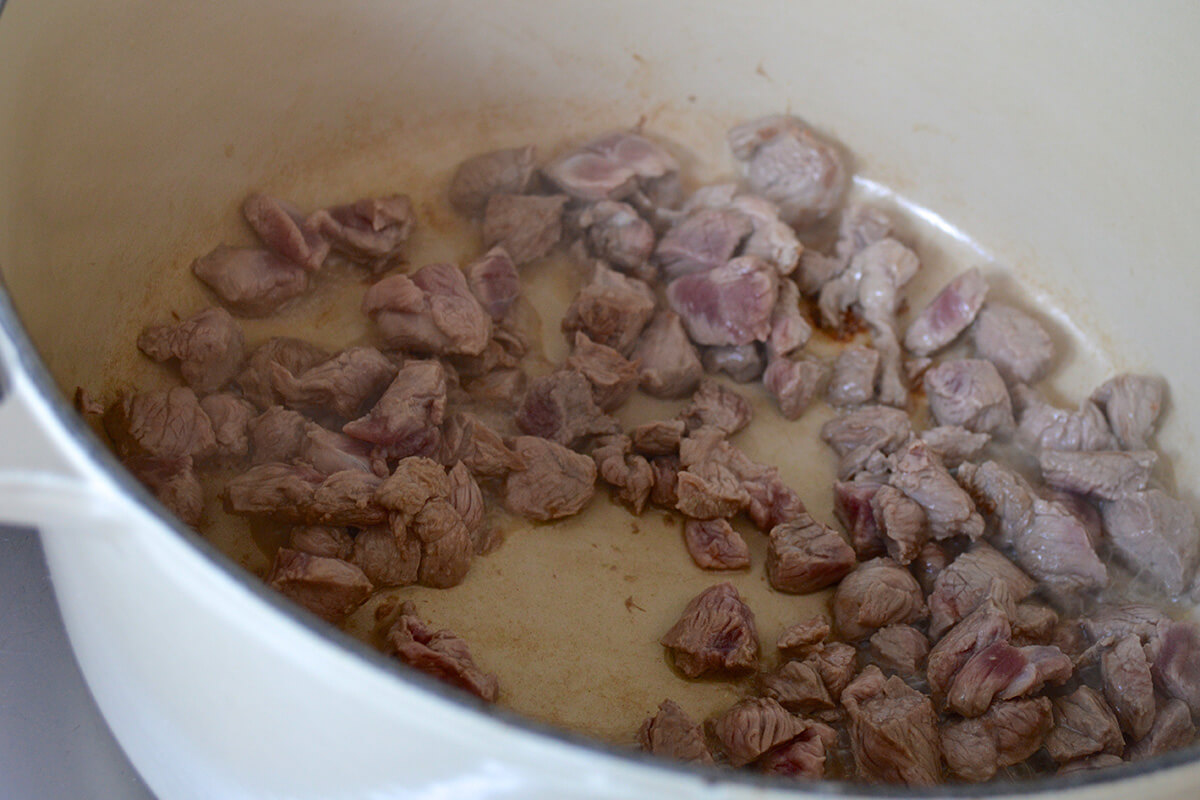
565, 332, 640, 412
945, 641, 1072, 717
192, 245, 310, 317
840, 666, 941, 786
482, 193, 568, 265
777, 616, 831, 658
350, 525, 421, 588
266, 547, 372, 624
941, 697, 1053, 782
794, 202, 892, 295
667, 256, 779, 347
1150, 621, 1200, 717
303, 425, 379, 476
655, 207, 752, 280
138, 307, 245, 393
820, 405, 912, 480
1101, 489, 1198, 595
763, 356, 828, 420
675, 451, 750, 520
104, 387, 216, 461
833, 478, 886, 559
441, 412, 524, 479
827, 345, 880, 407
225, 464, 385, 527
679, 378, 752, 435
630, 419, 685, 457
386, 603, 499, 702
927, 593, 1014, 698
242, 193, 329, 272
1045, 686, 1124, 763
676, 429, 799, 525
683, 518, 750, 570
1012, 602, 1060, 646
464, 367, 527, 408
660, 582, 758, 678
766, 279, 812, 358
1100, 634, 1156, 739
304, 470, 388, 527
766, 514, 857, 594
544, 130, 678, 202
448, 145, 537, 218
761, 658, 834, 713
375, 457, 450, 520
732, 194, 803, 276
1040, 449, 1157, 500
919, 425, 990, 468
649, 455, 681, 508
1080, 603, 1172, 648
1014, 385, 1118, 452
503, 436, 596, 521
515, 370, 618, 447
832, 558, 926, 641
411, 498, 474, 589
756, 723, 835, 779
869, 625, 929, 678
904, 267, 988, 356
727, 115, 846, 227
446, 461, 486, 548
631, 310, 703, 398
199, 393, 256, 461
270, 346, 397, 420
815, 643, 859, 700
464, 246, 520, 321
889, 439, 984, 540
911, 541, 950, 596
710, 697, 810, 767
1092, 373, 1167, 450
247, 406, 308, 464
577, 200, 655, 274
871, 484, 927, 565
970, 303, 1055, 384
362, 263, 491, 356
562, 262, 656, 356
923, 359, 1014, 434
236, 337, 329, 410
638, 700, 714, 764
343, 360, 446, 459
592, 434, 654, 514
928, 543, 1036, 639
1042, 486, 1105, 548
1127, 699, 1196, 761
126, 455, 203, 526
701, 344, 765, 383
290, 525, 354, 560
306, 194, 415, 271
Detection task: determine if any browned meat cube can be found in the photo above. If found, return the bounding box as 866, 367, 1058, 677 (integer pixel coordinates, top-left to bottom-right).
267, 547, 372, 624
660, 582, 758, 679
448, 146, 536, 218
632, 310, 703, 398
236, 337, 330, 410
565, 332, 641, 412
562, 262, 656, 357
350, 525, 420, 588
709, 697, 809, 767
869, 625, 928, 678
138, 307, 245, 393
306, 194, 415, 272
941, 697, 1053, 782
464, 246, 520, 321
270, 346, 398, 420
247, 406, 308, 465
362, 263, 492, 356
776, 616, 831, 658
832, 558, 926, 641
386, 603, 498, 702
927, 542, 1036, 639
104, 387, 216, 462
655, 207, 752, 279
637, 700, 713, 765
840, 666, 941, 786
630, 419, 685, 457
1091, 373, 1166, 450
199, 393, 256, 461
503, 436, 597, 521
577, 200, 655, 274
440, 412, 525, 479
924, 358, 1014, 435
343, 360, 447, 460
1101, 633, 1156, 739
683, 518, 750, 570
591, 434, 654, 514
903, 267, 988, 356
1039, 449, 1156, 501
827, 345, 880, 407
678, 378, 752, 435
544, 130, 678, 202
289, 525, 354, 560
192, 245, 310, 317
482, 193, 568, 265
766, 514, 856, 594
763, 356, 828, 421
242, 193, 329, 272
666, 256, 779, 347
1101, 489, 1198, 595
970, 302, 1054, 384
1045, 686, 1124, 763
515, 369, 618, 447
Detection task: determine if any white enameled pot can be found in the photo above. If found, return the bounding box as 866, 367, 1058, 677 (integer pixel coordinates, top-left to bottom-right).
2, 1, 1200, 797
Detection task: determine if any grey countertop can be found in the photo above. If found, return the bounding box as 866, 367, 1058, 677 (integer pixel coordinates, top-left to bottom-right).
0, 527, 155, 799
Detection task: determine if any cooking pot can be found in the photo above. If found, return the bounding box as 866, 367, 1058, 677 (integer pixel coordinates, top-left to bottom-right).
2, 0, 1199, 797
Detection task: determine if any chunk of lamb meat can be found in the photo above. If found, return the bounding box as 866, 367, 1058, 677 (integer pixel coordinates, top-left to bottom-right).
631, 310, 703, 398
125, 455, 203, 526
464, 246, 520, 321
871, 484, 927, 565
386, 603, 499, 702
306, 194, 415, 271
756, 722, 836, 779
544, 130, 679, 202
945, 641, 1072, 717
926, 590, 1015, 698
270, 347, 398, 420
903, 267, 988, 356
701, 344, 765, 383
840, 666, 941, 786
832, 558, 926, 641
1040, 449, 1157, 501
192, 245, 310, 317
577, 200, 655, 275
869, 625, 929, 678
290, 525, 354, 560
341, 360, 446, 460
924, 359, 1014, 435
1150, 621, 1200, 717
660, 582, 758, 678
675, 185, 803, 275
630, 419, 685, 457
919, 425, 990, 468
766, 278, 812, 358
1080, 603, 1173, 649
889, 439, 984, 540
763, 356, 828, 421
676, 429, 806, 529
820, 405, 913, 480
827, 345, 880, 407
199, 393, 256, 461
727, 115, 846, 227
1127, 699, 1196, 761
762, 659, 833, 715
941, 697, 1053, 782
515, 370, 618, 447
362, 263, 491, 356
350, 525, 421, 588
709, 697, 811, 767
247, 406, 308, 464
1045, 686, 1124, 763
638, 700, 714, 764
565, 332, 640, 412
649, 455, 681, 508
679, 378, 752, 435
448, 145, 536, 218
682, 518, 750, 570
138, 307, 245, 394
1099, 633, 1157, 739
655, 207, 752, 280
911, 541, 950, 596
464, 368, 527, 408
266, 548, 372, 624
591, 434, 654, 514
562, 261, 656, 356
103, 387, 216, 461
304, 425, 381, 476
410, 498, 474, 589
667, 256, 779, 347
1014, 385, 1118, 452
503, 436, 596, 520
833, 478, 886, 559
236, 337, 329, 410
1101, 489, 1199, 595
766, 514, 856, 593
446, 461, 487, 546
225, 464, 386, 527
970, 303, 1055, 384
776, 616, 831, 658
481, 193, 568, 265
928, 543, 1036, 639
241, 193, 329, 272
794, 202, 892, 295
1092, 373, 1168, 451
1011, 602, 1060, 646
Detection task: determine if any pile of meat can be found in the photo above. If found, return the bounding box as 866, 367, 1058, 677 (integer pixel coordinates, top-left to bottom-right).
80, 113, 1200, 784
